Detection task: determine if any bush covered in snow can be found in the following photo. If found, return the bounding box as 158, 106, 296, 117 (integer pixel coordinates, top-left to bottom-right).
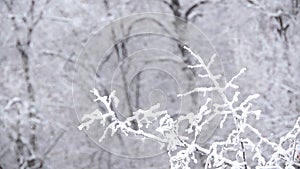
79, 46, 300, 169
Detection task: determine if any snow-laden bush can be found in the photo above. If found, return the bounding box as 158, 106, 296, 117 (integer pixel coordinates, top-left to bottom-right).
78, 46, 300, 169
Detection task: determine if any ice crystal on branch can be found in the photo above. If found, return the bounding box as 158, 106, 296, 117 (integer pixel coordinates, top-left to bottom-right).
78, 46, 300, 169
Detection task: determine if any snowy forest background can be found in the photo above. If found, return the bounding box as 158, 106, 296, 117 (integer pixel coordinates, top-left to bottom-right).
0, 0, 300, 169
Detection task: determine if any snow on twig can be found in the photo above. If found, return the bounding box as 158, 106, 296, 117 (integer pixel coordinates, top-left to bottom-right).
78, 46, 300, 169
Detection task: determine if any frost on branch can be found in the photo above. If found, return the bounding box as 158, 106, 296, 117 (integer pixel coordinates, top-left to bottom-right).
78, 88, 169, 143
78, 46, 300, 169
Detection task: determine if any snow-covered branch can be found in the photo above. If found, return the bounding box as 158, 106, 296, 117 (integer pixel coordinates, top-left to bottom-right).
78, 46, 300, 169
